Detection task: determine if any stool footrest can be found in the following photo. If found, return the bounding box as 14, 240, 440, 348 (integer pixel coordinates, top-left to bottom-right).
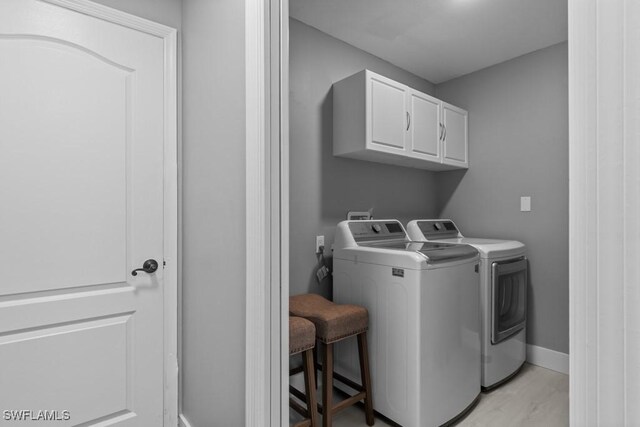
333, 371, 364, 392
289, 365, 304, 376
290, 395, 311, 418
290, 385, 309, 408
292, 419, 312, 427
332, 391, 367, 415
315, 390, 367, 416
315, 363, 365, 392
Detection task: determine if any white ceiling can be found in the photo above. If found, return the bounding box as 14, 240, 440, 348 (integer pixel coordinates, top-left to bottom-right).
290, 0, 567, 84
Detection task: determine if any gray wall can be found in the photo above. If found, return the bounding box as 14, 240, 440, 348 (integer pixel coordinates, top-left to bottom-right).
182, 0, 246, 425
289, 19, 440, 298
435, 42, 569, 353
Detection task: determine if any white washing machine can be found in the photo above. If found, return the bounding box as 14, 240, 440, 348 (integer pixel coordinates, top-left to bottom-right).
332, 220, 481, 427
407, 219, 527, 390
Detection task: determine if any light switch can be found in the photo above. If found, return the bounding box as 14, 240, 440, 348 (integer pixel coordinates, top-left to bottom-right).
520, 196, 531, 212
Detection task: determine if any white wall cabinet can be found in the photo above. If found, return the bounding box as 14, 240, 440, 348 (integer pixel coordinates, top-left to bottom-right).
441, 102, 468, 168
369, 73, 409, 155
333, 70, 468, 170
409, 90, 442, 163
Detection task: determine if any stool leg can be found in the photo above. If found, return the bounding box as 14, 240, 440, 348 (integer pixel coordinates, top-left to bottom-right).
357, 333, 375, 426
303, 348, 319, 427
313, 343, 318, 387
322, 342, 333, 427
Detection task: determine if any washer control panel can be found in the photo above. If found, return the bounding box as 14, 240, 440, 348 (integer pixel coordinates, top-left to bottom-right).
348, 220, 406, 242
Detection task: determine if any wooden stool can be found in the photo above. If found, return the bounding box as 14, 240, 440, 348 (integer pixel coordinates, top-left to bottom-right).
290, 294, 374, 427
290, 316, 319, 427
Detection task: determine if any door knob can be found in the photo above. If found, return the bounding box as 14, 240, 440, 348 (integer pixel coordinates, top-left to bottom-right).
131, 259, 159, 276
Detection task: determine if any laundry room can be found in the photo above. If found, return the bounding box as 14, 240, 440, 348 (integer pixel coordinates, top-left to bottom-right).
288, 1, 569, 425
9, 0, 639, 426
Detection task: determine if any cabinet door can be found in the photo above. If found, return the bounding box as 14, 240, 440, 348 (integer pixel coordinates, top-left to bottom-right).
442, 102, 468, 168
367, 73, 408, 155
409, 91, 441, 162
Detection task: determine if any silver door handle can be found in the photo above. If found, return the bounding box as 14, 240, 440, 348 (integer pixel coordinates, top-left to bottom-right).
406, 112, 411, 131
439, 123, 443, 140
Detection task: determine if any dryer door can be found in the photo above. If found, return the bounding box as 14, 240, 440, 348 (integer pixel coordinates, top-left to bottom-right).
491, 258, 527, 344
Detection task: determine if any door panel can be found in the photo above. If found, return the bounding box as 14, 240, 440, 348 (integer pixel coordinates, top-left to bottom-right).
0, 315, 133, 423
0, 1, 167, 424
409, 92, 440, 161
0, 37, 128, 295
442, 103, 468, 166
369, 76, 407, 153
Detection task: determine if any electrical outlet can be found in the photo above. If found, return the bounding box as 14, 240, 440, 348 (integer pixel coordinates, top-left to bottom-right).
316, 235, 325, 253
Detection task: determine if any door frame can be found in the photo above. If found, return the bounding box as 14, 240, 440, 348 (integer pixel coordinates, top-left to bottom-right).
245, 0, 289, 425
38, 1, 179, 425
248, 0, 640, 426
569, 0, 640, 424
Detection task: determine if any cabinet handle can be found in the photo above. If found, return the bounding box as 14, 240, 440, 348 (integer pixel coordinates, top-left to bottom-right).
443, 124, 447, 141
439, 123, 444, 140
406, 112, 411, 131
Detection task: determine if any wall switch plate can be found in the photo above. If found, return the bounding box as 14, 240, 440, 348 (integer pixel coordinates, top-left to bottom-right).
316, 235, 325, 253
520, 196, 531, 212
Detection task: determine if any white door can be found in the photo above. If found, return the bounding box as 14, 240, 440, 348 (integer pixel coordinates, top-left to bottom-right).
367, 73, 408, 155
0, 1, 171, 425
408, 91, 441, 162
442, 102, 469, 168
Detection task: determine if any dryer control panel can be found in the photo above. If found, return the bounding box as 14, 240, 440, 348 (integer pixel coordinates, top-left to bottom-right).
416, 220, 460, 240
348, 220, 407, 242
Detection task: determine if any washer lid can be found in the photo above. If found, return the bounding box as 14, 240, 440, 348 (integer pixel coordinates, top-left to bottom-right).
429, 237, 525, 258
361, 241, 479, 264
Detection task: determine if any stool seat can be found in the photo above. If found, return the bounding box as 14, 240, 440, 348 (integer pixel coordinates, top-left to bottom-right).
290, 316, 316, 355
290, 294, 368, 344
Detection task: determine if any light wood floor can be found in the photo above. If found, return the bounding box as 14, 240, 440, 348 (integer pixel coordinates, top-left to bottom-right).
292, 363, 569, 427
456, 364, 568, 427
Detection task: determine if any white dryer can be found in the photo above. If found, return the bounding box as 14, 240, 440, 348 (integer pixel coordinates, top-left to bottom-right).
407, 219, 527, 390
333, 220, 481, 427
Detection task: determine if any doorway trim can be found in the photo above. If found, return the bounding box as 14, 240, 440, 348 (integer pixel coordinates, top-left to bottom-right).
39, 1, 179, 425
248, 0, 640, 425
245, 0, 288, 425
569, 0, 640, 424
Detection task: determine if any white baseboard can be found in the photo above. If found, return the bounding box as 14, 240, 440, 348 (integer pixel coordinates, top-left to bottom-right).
179, 414, 193, 427
526, 344, 569, 375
